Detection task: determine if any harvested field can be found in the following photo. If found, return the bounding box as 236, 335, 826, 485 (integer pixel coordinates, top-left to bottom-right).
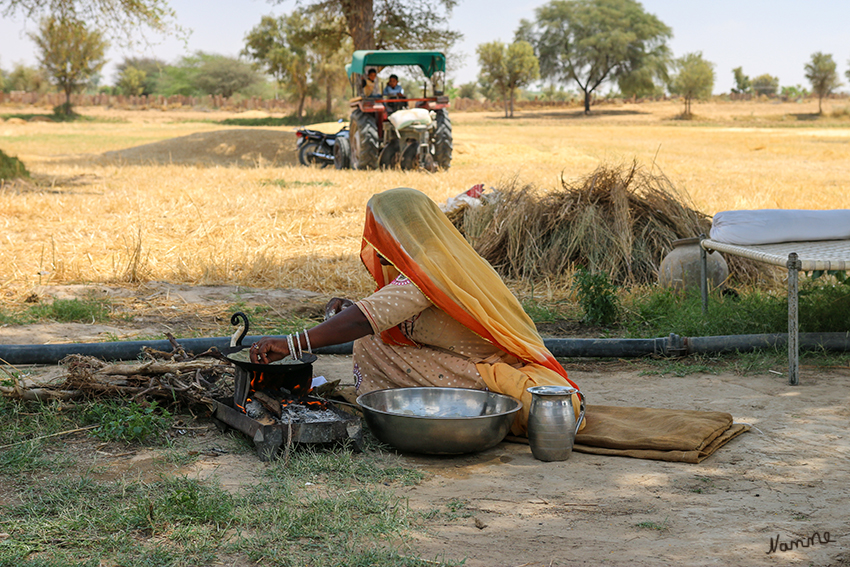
2, 100, 850, 301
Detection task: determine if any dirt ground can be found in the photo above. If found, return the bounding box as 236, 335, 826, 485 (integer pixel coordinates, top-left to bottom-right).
2, 284, 848, 566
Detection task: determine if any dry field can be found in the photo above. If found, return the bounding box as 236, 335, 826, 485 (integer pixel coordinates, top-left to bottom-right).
2, 99, 850, 302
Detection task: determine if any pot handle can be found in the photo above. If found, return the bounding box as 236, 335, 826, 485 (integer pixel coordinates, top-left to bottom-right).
230, 312, 250, 347
573, 390, 586, 437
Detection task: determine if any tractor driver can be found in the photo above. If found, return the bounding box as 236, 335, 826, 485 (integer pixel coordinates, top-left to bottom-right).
383, 74, 404, 113
383, 74, 403, 97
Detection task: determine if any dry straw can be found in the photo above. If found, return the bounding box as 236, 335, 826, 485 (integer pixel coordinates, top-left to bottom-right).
451, 161, 744, 285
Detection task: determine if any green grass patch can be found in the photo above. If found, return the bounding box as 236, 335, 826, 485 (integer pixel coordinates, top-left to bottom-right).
0, 112, 95, 123
0, 402, 460, 567
27, 297, 111, 323
0, 148, 29, 181
625, 278, 850, 338
82, 400, 172, 444
635, 517, 669, 531
0, 296, 114, 326
522, 299, 568, 324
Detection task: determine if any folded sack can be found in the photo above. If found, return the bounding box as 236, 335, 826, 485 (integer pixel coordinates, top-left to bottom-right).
573, 405, 750, 464
710, 209, 850, 246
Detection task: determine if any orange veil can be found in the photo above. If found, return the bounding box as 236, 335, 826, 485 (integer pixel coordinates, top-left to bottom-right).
360, 187, 582, 434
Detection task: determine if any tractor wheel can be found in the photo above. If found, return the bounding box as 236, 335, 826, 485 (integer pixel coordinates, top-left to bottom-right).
433, 109, 453, 170
400, 141, 418, 171
379, 139, 400, 169
334, 136, 351, 169
399, 141, 436, 172
349, 109, 379, 170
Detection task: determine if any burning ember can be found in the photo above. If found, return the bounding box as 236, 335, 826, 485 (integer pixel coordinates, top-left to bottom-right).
245, 395, 340, 424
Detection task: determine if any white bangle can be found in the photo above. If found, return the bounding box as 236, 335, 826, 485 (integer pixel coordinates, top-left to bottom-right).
303, 328, 312, 353
286, 333, 295, 360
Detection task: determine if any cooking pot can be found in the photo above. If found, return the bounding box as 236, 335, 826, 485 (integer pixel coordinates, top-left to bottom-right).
222, 312, 315, 401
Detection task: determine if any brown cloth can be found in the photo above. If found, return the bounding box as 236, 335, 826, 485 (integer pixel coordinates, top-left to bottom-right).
573, 405, 750, 464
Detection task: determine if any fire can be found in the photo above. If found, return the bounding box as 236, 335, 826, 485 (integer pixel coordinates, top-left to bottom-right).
237, 367, 329, 414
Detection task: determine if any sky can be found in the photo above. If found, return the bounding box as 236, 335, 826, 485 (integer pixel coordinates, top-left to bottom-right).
1, 0, 849, 95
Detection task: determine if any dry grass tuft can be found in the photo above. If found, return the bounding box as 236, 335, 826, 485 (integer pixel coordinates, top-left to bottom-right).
454, 161, 712, 284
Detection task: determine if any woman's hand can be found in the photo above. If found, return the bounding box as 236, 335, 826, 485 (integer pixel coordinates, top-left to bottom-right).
249, 304, 373, 364
250, 337, 289, 364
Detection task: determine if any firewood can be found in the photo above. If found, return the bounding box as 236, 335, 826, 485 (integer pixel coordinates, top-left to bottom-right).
97, 360, 226, 376
252, 391, 282, 418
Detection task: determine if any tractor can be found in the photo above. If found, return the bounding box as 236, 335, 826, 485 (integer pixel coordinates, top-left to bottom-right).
335, 50, 452, 171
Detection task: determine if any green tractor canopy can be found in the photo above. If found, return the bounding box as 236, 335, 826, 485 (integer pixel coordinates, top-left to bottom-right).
345, 50, 446, 78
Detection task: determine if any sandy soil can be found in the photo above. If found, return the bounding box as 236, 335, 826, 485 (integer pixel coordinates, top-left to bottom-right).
2, 284, 848, 566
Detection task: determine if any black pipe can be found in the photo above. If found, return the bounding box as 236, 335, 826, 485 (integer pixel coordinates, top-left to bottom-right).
687, 332, 850, 354
542, 337, 669, 357
0, 335, 354, 366
2, 333, 850, 366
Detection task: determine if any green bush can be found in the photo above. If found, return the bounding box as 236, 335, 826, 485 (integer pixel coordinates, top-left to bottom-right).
0, 148, 29, 181
573, 269, 620, 325
83, 400, 172, 443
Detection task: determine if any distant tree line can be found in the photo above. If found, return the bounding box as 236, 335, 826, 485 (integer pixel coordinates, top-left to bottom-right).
462, 0, 850, 117
2, 0, 849, 119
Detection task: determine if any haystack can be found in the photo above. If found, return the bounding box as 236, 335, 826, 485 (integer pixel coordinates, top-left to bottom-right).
451, 161, 711, 285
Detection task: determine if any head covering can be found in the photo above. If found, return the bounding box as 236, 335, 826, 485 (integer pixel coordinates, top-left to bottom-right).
361, 187, 581, 433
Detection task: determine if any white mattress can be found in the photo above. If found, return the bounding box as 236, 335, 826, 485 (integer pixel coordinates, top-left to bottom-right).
710, 209, 850, 245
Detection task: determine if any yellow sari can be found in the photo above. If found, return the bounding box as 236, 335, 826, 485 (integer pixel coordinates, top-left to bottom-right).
360, 187, 582, 434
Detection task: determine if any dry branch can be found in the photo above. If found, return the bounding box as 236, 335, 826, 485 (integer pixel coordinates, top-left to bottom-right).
1, 350, 236, 411
252, 391, 282, 418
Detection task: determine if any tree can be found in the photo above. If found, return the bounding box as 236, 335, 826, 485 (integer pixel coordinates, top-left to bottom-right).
191, 54, 261, 98
276, 0, 461, 52
244, 14, 315, 118
804, 52, 840, 114
116, 57, 165, 95
519, 0, 671, 113
3, 62, 49, 92
731, 67, 751, 94
284, 7, 350, 115
617, 52, 670, 99
668, 52, 714, 117
751, 73, 779, 97
477, 40, 539, 118
456, 81, 478, 99
116, 65, 146, 95
30, 15, 108, 114
1, 0, 180, 45
155, 52, 263, 98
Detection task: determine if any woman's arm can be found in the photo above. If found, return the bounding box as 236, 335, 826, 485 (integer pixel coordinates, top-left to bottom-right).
250, 304, 373, 363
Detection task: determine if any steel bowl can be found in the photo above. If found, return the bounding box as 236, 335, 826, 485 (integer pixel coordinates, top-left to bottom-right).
356, 387, 522, 454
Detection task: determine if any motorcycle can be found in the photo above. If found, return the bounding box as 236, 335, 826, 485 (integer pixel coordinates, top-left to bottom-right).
296, 122, 348, 168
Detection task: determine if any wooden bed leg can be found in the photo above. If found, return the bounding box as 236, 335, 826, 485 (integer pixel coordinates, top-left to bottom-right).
787, 252, 801, 386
